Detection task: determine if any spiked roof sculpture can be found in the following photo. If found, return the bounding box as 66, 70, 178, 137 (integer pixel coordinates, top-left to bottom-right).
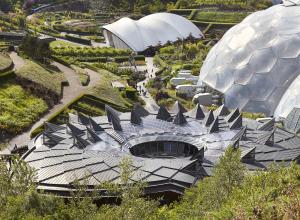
14, 102, 300, 200
157, 106, 172, 121
173, 110, 187, 125
204, 110, 214, 126
187, 104, 205, 120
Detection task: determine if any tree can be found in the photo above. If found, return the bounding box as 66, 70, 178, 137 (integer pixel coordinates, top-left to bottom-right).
172, 147, 246, 218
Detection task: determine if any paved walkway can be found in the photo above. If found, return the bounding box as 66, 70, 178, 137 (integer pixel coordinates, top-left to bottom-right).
7, 53, 101, 149
9, 52, 25, 70
137, 57, 160, 113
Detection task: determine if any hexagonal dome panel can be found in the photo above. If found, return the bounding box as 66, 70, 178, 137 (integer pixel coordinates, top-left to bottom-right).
198, 4, 300, 116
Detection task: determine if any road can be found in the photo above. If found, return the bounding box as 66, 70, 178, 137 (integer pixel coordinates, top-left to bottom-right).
7, 53, 101, 149
137, 57, 160, 113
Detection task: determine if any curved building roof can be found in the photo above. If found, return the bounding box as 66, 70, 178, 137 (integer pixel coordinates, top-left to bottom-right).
19, 103, 300, 197
198, 3, 300, 116
103, 13, 203, 52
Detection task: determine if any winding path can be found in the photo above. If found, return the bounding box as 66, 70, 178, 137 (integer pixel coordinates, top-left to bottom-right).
5, 55, 158, 151
7, 53, 101, 149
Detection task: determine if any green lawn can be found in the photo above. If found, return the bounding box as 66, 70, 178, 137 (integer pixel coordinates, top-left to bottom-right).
87, 66, 132, 108
50, 40, 80, 48
194, 11, 250, 23
0, 82, 48, 134
0, 54, 12, 71
16, 60, 65, 94
194, 0, 271, 10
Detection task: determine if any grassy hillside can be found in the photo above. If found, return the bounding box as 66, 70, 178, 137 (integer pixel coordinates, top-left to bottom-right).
16, 60, 65, 94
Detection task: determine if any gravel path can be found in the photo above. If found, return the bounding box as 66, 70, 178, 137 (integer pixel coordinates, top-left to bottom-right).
6, 53, 101, 149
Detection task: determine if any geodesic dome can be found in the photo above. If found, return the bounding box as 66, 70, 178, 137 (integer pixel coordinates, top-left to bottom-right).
198, 3, 300, 116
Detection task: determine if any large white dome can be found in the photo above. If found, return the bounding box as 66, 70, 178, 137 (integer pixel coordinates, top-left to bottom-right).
198, 3, 300, 116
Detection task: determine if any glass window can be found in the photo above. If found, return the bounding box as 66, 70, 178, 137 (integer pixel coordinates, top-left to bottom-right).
144, 143, 151, 154
139, 145, 145, 155
184, 143, 190, 154
150, 142, 157, 155
158, 142, 164, 153
171, 142, 177, 155
164, 142, 172, 154
178, 143, 185, 155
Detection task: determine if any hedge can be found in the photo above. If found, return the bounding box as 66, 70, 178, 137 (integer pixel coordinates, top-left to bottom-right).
190, 20, 237, 27
76, 57, 107, 62
0, 61, 14, 74
169, 9, 193, 16
125, 87, 137, 100
114, 55, 145, 63
51, 55, 72, 67
0, 70, 15, 80
65, 35, 92, 45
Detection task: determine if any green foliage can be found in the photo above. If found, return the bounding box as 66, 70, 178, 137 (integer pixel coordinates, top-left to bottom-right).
50, 44, 131, 58
0, 147, 299, 219
65, 34, 92, 45
125, 86, 137, 100
211, 163, 300, 219
16, 60, 65, 94
0, 53, 13, 72
158, 41, 211, 73
93, 62, 133, 76
0, 156, 36, 207
0, 82, 48, 134
194, 0, 272, 10
194, 11, 250, 23
88, 66, 132, 108
242, 112, 265, 120
71, 65, 90, 86
20, 36, 52, 61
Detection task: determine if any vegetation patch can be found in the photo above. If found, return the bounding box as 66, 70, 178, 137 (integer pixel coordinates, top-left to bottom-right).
0, 146, 299, 219
86, 65, 132, 108
70, 64, 90, 86
0, 81, 48, 135
0, 53, 13, 72
193, 11, 250, 23
50, 44, 131, 57
50, 40, 80, 48
16, 60, 65, 94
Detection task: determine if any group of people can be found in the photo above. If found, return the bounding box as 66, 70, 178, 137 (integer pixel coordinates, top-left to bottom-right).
137, 84, 147, 97
137, 67, 156, 97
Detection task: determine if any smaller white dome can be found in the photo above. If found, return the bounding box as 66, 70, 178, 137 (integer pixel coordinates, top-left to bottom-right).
103, 13, 203, 52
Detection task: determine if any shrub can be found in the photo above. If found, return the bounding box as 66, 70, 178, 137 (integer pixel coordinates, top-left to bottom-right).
125, 86, 137, 100
0, 83, 48, 135
65, 35, 91, 45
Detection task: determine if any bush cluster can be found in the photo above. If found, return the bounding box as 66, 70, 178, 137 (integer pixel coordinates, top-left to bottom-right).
0, 148, 298, 219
